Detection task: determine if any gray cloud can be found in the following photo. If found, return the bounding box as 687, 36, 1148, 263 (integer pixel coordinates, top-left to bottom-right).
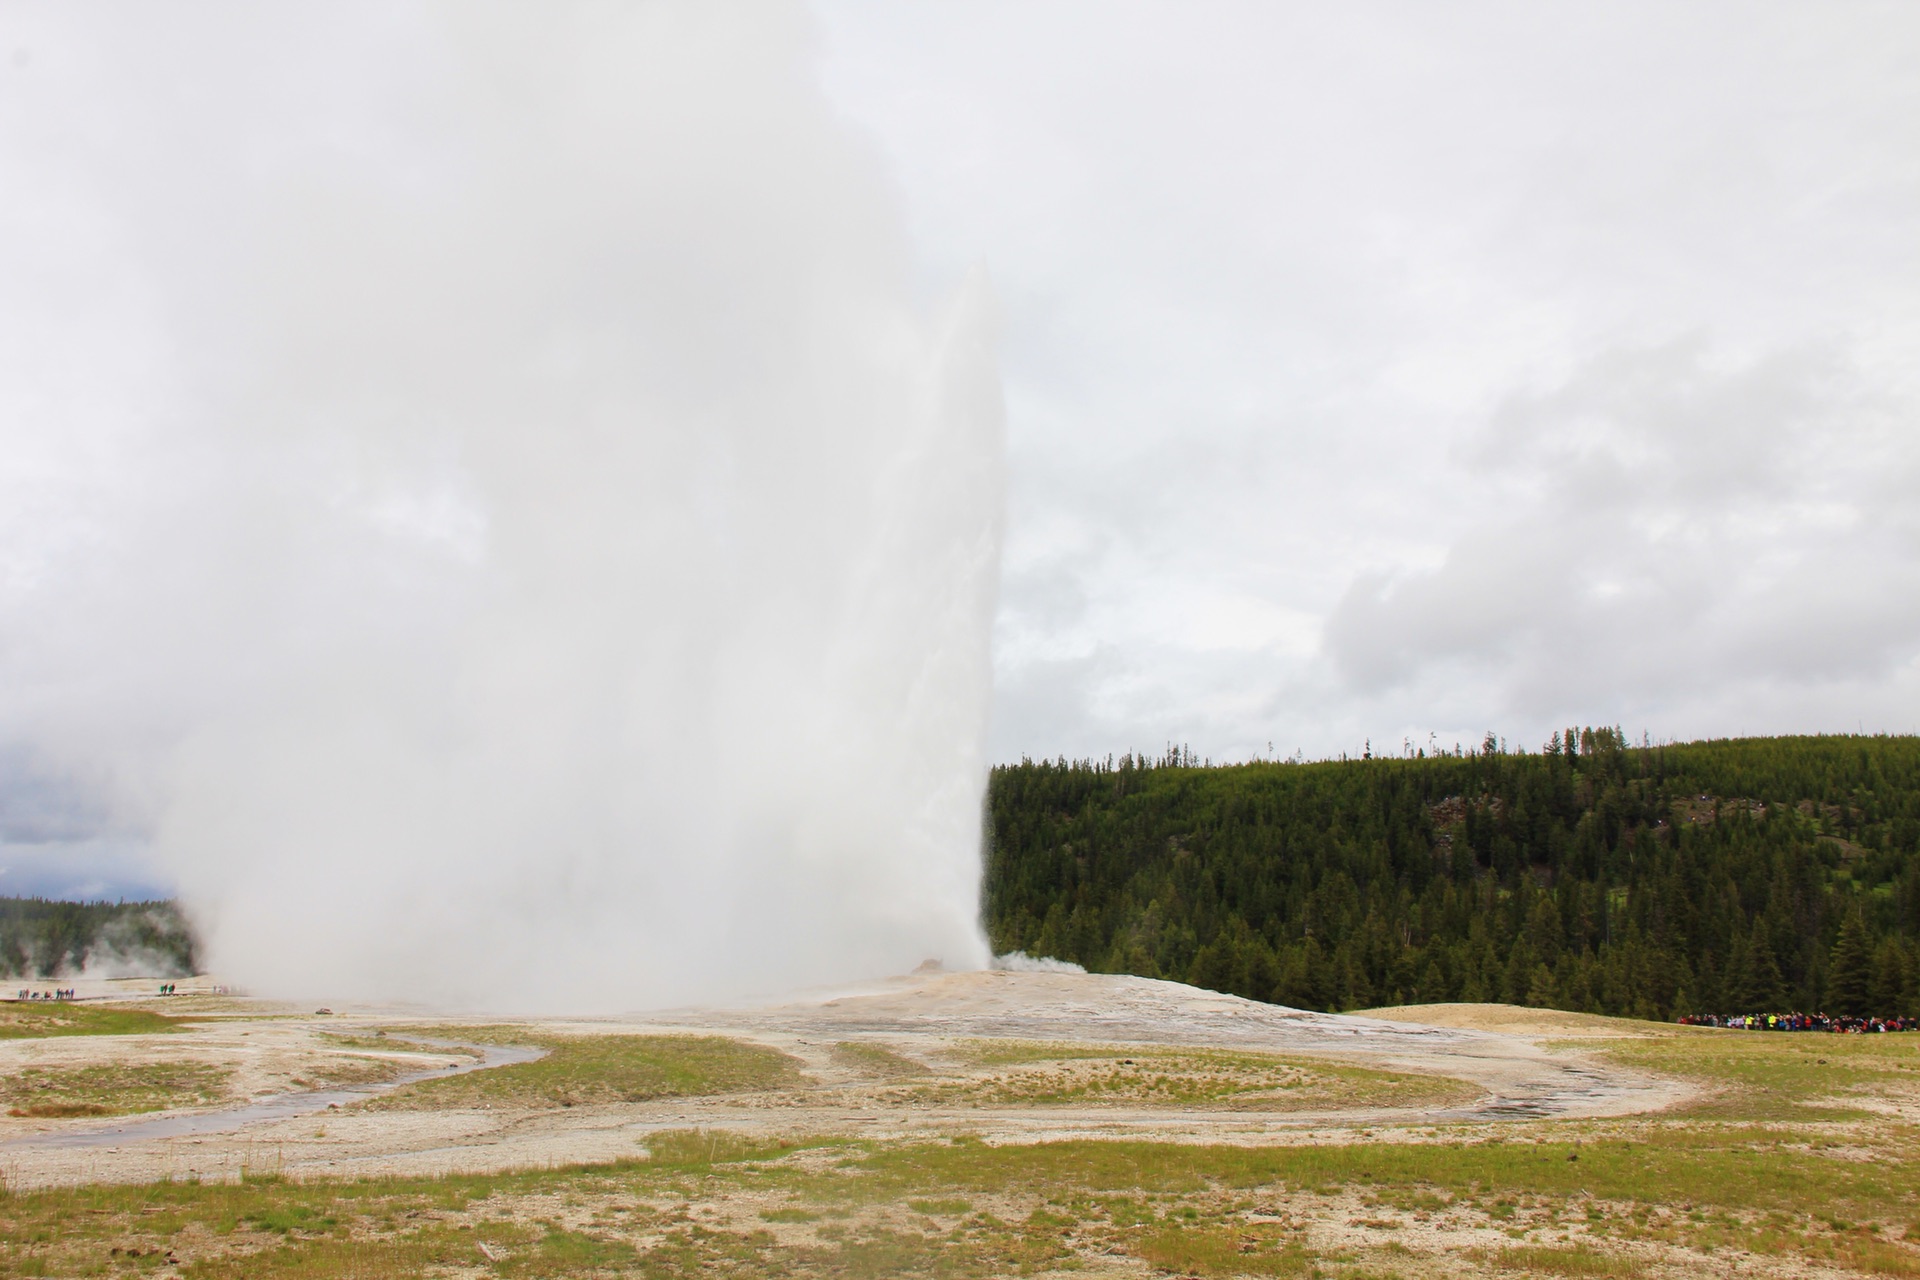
1327, 340, 1920, 716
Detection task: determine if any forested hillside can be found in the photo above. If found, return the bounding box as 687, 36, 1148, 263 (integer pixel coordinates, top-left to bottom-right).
985, 733, 1920, 1019
0, 896, 197, 979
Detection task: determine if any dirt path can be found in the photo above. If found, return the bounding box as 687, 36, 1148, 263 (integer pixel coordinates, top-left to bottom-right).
0, 973, 1691, 1188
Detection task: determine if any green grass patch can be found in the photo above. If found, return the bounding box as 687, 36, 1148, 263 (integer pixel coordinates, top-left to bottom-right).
834, 1132, 1920, 1224
316, 1029, 470, 1055
1579, 1027, 1920, 1120
1478, 1243, 1648, 1276
1, 1061, 228, 1117
907, 1198, 971, 1216
0, 1000, 182, 1039
643, 1127, 814, 1167
1135, 1221, 1310, 1276
362, 1031, 805, 1111
760, 1206, 822, 1223
243, 1202, 341, 1235
830, 1040, 931, 1077
286, 1055, 405, 1090
528, 1224, 641, 1271
905, 1042, 1476, 1111
953, 1038, 1123, 1067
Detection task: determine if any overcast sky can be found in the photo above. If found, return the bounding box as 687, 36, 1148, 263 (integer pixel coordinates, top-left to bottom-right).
5, 3, 1920, 900
817, 1, 1920, 765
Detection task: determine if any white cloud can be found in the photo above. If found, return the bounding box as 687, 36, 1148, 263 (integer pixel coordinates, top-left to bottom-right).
816, 0, 1920, 759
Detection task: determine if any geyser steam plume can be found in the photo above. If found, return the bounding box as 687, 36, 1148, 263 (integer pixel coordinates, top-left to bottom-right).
0, 4, 1003, 1007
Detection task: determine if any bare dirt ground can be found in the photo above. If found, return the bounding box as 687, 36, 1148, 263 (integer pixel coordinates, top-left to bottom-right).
0, 971, 1691, 1191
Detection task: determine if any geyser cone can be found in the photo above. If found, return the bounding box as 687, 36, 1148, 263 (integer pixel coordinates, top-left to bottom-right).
5, 3, 1003, 1010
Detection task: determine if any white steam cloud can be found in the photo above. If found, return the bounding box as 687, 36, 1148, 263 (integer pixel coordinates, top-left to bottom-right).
0, 3, 1002, 1008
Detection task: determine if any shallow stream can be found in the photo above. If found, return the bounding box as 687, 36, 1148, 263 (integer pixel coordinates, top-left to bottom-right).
2, 1035, 546, 1151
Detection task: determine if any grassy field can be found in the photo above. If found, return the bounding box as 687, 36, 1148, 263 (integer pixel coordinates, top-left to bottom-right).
2, 1012, 1918, 1277
829, 1041, 933, 1077
1576, 1026, 1920, 1120
0, 1001, 182, 1039
360, 1031, 807, 1112
887, 1041, 1479, 1111
2, 1117, 1918, 1277
1, 1062, 228, 1118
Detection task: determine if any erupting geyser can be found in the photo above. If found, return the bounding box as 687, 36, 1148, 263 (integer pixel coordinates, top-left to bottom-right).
0, 3, 1003, 1008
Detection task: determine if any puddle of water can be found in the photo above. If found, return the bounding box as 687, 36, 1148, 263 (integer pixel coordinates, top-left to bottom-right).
4, 1036, 546, 1151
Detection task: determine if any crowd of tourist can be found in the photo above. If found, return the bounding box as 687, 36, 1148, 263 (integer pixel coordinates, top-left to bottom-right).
1677, 1012, 1916, 1032
6, 982, 202, 1001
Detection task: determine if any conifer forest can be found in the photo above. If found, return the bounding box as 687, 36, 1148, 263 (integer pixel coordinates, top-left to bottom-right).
0, 896, 197, 980
984, 733, 1920, 1019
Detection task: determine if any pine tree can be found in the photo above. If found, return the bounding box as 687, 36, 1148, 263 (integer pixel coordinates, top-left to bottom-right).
1503, 941, 1533, 1004
1870, 940, 1904, 1016
1336, 941, 1373, 1010
1827, 912, 1874, 1015
1739, 919, 1785, 1009
1724, 929, 1753, 1010
1525, 897, 1563, 966
1526, 963, 1557, 1007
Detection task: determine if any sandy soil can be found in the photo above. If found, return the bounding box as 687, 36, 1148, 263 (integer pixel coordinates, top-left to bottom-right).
0, 973, 1693, 1189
